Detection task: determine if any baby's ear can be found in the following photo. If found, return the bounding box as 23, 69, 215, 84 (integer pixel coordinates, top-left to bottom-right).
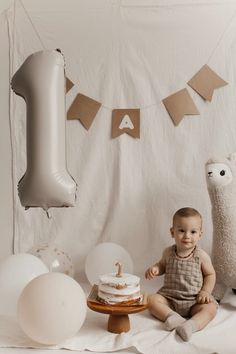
228, 152, 236, 163
170, 227, 174, 238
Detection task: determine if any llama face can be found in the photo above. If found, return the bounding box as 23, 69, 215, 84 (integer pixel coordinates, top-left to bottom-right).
206, 163, 233, 187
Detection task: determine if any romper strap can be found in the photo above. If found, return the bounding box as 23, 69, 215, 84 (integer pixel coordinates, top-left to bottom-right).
192, 245, 201, 259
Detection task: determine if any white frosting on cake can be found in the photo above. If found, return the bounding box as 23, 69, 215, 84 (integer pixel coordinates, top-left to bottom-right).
99, 283, 140, 295
97, 272, 141, 304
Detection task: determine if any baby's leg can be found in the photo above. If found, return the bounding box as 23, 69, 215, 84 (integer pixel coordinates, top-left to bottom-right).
148, 294, 185, 330
148, 294, 173, 320
176, 302, 217, 341
190, 302, 217, 329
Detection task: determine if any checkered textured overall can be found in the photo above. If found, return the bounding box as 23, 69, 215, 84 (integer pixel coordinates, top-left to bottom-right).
158, 245, 203, 317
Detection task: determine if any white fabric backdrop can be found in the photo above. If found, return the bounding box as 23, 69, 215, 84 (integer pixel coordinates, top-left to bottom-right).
6, 0, 236, 281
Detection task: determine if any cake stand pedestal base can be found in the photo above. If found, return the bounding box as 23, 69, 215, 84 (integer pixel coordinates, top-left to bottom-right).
87, 285, 148, 334
108, 314, 130, 333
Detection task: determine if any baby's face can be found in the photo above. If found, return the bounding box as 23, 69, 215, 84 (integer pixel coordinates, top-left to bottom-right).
171, 216, 202, 251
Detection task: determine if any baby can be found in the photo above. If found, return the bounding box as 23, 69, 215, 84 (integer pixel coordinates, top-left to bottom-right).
145, 207, 217, 341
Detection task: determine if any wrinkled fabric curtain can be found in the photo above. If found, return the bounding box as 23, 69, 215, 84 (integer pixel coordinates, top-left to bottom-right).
6, 0, 236, 279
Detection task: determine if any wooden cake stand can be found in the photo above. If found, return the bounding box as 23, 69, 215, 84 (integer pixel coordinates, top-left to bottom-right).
87, 285, 148, 334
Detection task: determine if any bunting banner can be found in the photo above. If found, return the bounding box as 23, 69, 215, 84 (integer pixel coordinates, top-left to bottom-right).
66, 65, 227, 134
10, 0, 231, 138
66, 77, 74, 93
67, 93, 102, 130
187, 64, 228, 101
162, 88, 199, 126
111, 109, 140, 139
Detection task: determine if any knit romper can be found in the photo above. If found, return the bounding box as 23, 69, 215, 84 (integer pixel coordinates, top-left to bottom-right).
157, 245, 203, 317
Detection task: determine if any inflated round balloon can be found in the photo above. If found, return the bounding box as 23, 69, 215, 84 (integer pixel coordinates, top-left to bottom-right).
29, 243, 74, 277
0, 254, 48, 317
85, 242, 134, 285
18, 272, 87, 345
11, 49, 77, 210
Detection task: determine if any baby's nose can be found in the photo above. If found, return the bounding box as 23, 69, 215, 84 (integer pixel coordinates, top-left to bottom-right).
184, 232, 191, 237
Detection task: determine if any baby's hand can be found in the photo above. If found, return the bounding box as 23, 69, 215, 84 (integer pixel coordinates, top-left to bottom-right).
197, 290, 213, 304
145, 265, 159, 279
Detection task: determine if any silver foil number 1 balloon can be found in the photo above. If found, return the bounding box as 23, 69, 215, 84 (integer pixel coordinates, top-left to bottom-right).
11, 50, 77, 210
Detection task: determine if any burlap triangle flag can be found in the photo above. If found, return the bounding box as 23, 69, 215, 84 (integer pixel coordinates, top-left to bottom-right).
162, 88, 199, 126
187, 64, 228, 101
112, 109, 140, 138
67, 93, 102, 130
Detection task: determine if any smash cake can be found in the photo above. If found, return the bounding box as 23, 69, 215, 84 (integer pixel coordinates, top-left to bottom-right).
97, 262, 141, 305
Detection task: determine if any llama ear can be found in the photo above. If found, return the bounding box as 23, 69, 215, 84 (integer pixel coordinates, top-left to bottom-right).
206, 158, 213, 165
228, 152, 236, 163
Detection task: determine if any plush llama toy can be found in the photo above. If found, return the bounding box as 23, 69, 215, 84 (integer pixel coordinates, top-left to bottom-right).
206, 152, 236, 301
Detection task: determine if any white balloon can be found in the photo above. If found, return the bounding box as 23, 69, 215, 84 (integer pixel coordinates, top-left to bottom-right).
0, 254, 48, 317
18, 272, 87, 345
85, 242, 133, 285
29, 243, 74, 277
11, 49, 77, 210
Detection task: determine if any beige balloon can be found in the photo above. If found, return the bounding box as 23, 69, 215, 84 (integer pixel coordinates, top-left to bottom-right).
85, 242, 133, 285
11, 50, 77, 210
0, 254, 48, 317
17, 272, 87, 345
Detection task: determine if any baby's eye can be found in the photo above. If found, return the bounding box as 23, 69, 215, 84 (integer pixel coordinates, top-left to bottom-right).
179, 229, 184, 233
191, 231, 197, 234
220, 170, 225, 176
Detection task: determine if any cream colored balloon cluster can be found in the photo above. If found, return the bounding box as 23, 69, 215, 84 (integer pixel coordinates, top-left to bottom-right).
0, 253, 86, 345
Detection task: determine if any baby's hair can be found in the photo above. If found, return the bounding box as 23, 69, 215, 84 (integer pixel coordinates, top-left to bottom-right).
173, 207, 202, 225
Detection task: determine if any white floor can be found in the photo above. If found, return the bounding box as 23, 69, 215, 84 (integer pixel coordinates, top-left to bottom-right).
0, 350, 138, 354
0, 286, 236, 354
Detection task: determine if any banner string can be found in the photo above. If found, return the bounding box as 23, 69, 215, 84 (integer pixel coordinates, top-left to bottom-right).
18, 0, 45, 50
14, 0, 236, 112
